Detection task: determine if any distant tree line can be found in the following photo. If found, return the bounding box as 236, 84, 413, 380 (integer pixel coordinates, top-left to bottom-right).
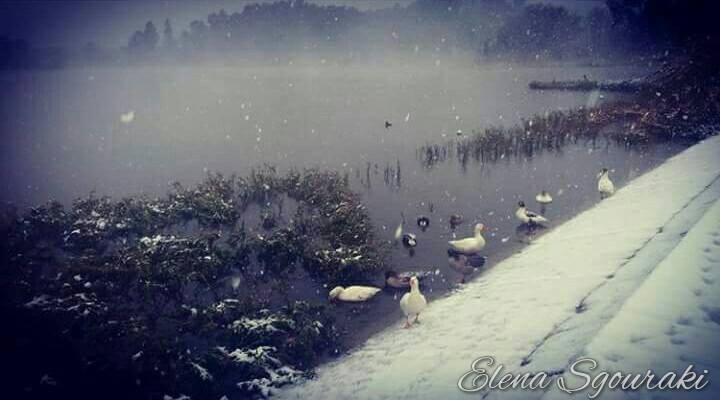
0, 37, 67, 69
2, 0, 718, 69
123, 0, 717, 63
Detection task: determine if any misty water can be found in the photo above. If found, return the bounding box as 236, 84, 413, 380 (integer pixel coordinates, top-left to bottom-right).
0, 59, 687, 352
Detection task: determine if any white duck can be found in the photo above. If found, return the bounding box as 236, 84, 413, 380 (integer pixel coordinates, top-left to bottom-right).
516, 201, 547, 224
328, 286, 381, 302
535, 190, 553, 204
120, 110, 135, 124
597, 168, 615, 198
448, 223, 486, 254
393, 213, 404, 241
400, 276, 427, 328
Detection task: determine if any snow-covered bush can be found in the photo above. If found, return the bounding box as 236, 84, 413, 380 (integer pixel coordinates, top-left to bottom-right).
0, 168, 377, 399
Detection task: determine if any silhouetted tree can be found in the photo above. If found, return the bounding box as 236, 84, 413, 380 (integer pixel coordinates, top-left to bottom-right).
606, 0, 720, 58
128, 20, 159, 58
493, 4, 581, 60
0, 36, 30, 69
163, 18, 176, 49
143, 21, 159, 49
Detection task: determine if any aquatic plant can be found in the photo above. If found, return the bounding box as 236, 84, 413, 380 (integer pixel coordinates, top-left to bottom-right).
0, 167, 380, 399
420, 56, 720, 171
418, 104, 696, 169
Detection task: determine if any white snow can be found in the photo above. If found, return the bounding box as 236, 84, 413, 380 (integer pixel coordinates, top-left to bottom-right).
190, 361, 214, 381
277, 136, 720, 400
24, 295, 52, 308
542, 197, 720, 400
232, 315, 289, 334
220, 346, 304, 397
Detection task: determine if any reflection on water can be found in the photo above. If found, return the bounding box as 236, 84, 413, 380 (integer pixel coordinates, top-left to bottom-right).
0, 62, 648, 206
333, 136, 687, 350
0, 62, 690, 353
515, 222, 548, 244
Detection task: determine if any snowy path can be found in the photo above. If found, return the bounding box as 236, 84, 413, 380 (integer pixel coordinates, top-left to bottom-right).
277, 136, 720, 400
542, 194, 720, 400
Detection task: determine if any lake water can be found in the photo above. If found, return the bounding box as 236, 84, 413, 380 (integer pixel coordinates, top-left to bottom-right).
0, 59, 688, 352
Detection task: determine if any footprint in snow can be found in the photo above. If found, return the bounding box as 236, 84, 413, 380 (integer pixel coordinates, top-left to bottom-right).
629, 334, 649, 344
604, 353, 623, 362
670, 337, 687, 346
700, 305, 720, 325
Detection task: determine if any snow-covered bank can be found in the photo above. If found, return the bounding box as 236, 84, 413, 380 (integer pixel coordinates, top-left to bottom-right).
542, 197, 720, 400
277, 136, 720, 400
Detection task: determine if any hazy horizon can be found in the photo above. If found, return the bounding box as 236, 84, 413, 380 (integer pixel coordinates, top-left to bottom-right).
0, 0, 413, 48
1, 0, 603, 48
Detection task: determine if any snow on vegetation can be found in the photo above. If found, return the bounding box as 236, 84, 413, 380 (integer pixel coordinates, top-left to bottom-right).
0, 167, 380, 399
278, 136, 720, 400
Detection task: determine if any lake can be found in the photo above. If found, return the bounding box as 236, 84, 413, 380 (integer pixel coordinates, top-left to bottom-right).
0, 58, 688, 352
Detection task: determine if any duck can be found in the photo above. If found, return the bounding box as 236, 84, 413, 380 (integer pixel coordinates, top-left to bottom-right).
328, 286, 381, 302
402, 233, 417, 248
515, 201, 547, 225
400, 276, 427, 328
394, 213, 404, 241
448, 253, 487, 283
120, 110, 135, 124
597, 168, 615, 198
448, 223, 486, 254
416, 215, 430, 229
535, 190, 553, 204
385, 270, 410, 289
449, 214, 463, 227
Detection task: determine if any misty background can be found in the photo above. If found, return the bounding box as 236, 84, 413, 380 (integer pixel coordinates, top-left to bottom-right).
2, 2, 719, 399
2, 0, 701, 69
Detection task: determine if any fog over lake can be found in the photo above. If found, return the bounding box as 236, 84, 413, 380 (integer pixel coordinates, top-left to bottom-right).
4, 0, 717, 398
0, 58, 686, 349
1, 58, 651, 206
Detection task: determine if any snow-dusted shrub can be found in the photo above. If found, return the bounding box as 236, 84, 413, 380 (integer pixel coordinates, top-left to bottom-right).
0, 168, 375, 399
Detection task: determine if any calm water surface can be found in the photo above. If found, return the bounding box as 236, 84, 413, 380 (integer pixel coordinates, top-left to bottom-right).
0, 60, 688, 352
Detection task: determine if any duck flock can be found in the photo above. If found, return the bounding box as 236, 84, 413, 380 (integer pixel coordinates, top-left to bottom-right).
329, 168, 615, 329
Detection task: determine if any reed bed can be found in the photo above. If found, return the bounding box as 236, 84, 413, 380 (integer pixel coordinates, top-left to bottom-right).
418, 104, 692, 168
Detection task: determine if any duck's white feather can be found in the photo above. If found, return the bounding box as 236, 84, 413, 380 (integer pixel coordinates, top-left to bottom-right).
394, 219, 403, 240
535, 192, 553, 204
516, 206, 547, 224
448, 223, 486, 253
598, 171, 615, 196
400, 277, 426, 318
329, 286, 381, 302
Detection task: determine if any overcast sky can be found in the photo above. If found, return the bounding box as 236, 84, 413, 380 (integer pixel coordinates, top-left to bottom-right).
0, 0, 603, 48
